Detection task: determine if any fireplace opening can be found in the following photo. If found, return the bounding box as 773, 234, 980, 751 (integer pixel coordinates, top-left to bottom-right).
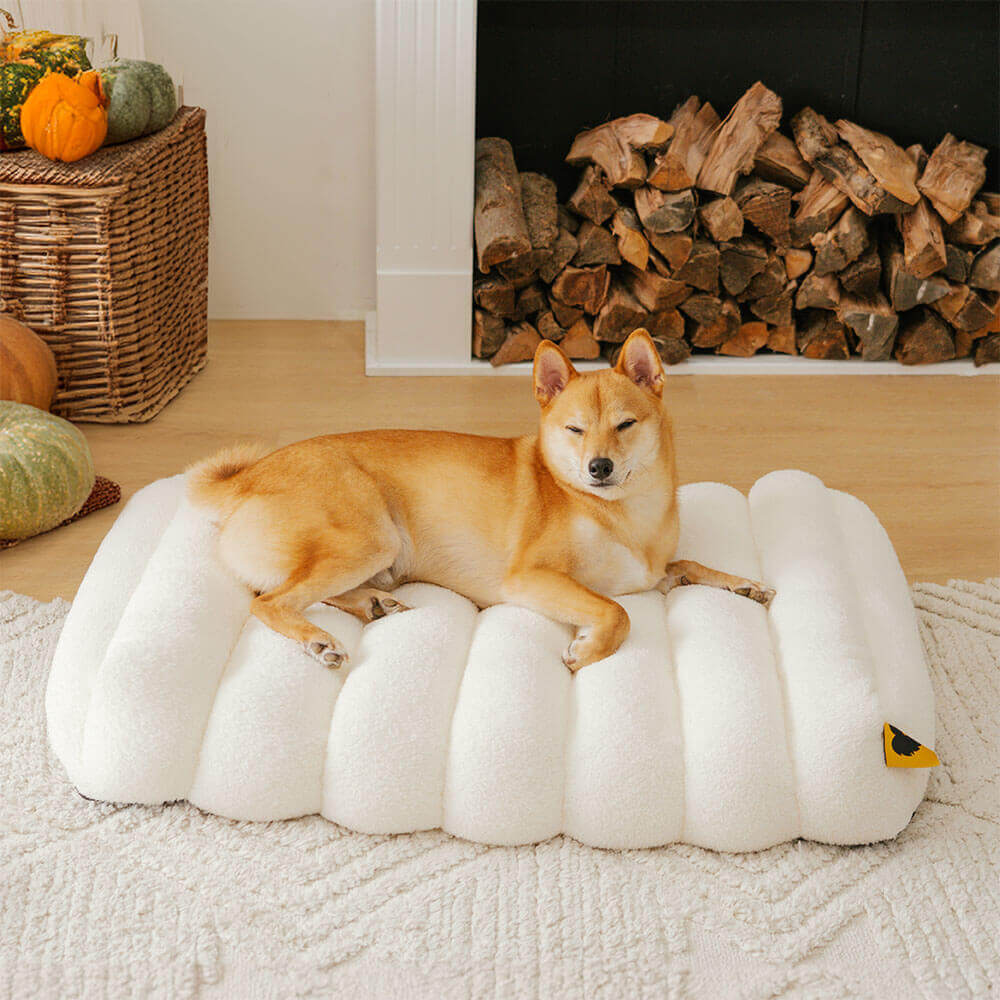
470, 0, 1000, 369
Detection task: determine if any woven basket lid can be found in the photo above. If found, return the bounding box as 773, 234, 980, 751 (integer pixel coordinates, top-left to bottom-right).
0, 106, 205, 187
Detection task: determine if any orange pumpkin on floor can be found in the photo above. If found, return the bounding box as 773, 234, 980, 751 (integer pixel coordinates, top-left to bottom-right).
20, 71, 107, 163
0, 314, 58, 410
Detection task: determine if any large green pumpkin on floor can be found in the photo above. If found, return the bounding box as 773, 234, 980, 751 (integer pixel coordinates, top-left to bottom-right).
96, 58, 176, 145
0, 401, 95, 540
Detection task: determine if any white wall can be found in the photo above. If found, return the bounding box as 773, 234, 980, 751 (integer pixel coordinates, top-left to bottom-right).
138, 0, 376, 319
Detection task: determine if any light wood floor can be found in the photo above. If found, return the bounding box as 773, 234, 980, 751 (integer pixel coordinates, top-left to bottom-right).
3, 320, 998, 601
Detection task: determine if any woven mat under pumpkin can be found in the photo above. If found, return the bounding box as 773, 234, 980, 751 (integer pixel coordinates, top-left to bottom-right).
0, 476, 121, 549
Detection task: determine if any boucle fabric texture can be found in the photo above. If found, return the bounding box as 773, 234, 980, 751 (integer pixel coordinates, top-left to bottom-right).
46, 469, 932, 849
2, 579, 997, 998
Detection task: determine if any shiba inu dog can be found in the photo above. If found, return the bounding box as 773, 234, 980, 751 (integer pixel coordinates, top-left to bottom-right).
187, 329, 773, 671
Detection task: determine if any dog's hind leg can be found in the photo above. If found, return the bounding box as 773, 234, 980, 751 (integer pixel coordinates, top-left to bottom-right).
323, 588, 410, 623
252, 535, 401, 668
659, 560, 775, 607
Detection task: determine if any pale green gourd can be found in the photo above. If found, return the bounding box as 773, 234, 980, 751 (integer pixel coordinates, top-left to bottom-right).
0, 401, 95, 540
98, 58, 176, 145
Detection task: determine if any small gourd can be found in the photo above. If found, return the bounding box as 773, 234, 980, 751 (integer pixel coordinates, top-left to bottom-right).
0, 9, 91, 150
0, 400, 95, 540
0, 314, 58, 410
92, 58, 176, 144
20, 70, 107, 162
0, 59, 41, 149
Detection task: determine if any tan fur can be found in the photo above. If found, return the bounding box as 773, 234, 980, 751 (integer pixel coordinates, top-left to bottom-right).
186, 330, 773, 671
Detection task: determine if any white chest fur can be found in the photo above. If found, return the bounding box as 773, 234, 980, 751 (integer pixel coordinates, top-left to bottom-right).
571, 516, 660, 596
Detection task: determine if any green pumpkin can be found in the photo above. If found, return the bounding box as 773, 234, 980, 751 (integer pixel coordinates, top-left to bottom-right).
0, 60, 42, 149
98, 58, 176, 145
0, 401, 95, 540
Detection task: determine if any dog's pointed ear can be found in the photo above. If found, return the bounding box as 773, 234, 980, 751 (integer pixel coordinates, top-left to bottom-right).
615, 328, 664, 397
533, 339, 577, 405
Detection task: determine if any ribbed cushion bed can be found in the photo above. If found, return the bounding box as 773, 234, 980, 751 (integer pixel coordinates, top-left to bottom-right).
46, 469, 934, 851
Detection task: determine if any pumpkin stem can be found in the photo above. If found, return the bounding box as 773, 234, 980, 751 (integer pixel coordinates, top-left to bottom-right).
102, 30, 118, 62
0, 8, 17, 45
78, 69, 108, 106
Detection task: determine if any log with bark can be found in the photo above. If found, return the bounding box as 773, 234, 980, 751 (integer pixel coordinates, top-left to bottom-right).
782, 248, 813, 279
918, 134, 988, 223
634, 187, 696, 233
610, 207, 650, 269
573, 220, 622, 266
593, 281, 649, 342
566, 114, 673, 189
797, 310, 850, 359
969, 242, 1000, 291
673, 240, 720, 293
538, 228, 579, 283
738, 253, 786, 300
698, 196, 744, 242
474, 276, 517, 317
753, 131, 811, 190
648, 97, 721, 190
490, 321, 541, 366
515, 283, 548, 320
560, 318, 601, 359
839, 243, 881, 298
767, 323, 798, 354
734, 177, 792, 246
944, 199, 1000, 245
698, 81, 782, 195
473, 309, 506, 358
837, 293, 899, 360
791, 172, 850, 245
894, 308, 955, 364
690, 297, 741, 348
882, 242, 950, 311
623, 265, 690, 312
791, 108, 914, 215
719, 320, 769, 356
811, 206, 868, 274
749, 281, 795, 326
536, 310, 564, 342
551, 265, 611, 314
719, 236, 768, 295
568, 165, 618, 224
795, 270, 840, 310
474, 138, 532, 271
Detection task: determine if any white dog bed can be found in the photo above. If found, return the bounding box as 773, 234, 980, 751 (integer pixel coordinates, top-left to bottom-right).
46, 469, 934, 851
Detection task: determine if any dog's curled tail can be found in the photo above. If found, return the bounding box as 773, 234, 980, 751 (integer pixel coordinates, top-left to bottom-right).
186, 441, 270, 519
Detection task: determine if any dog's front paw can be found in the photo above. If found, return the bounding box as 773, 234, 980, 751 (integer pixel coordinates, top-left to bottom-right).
562, 629, 603, 672
734, 582, 776, 608
305, 637, 349, 669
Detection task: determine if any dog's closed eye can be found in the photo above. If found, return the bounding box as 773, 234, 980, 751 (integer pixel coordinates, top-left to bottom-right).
565, 425, 583, 435
616, 419, 637, 431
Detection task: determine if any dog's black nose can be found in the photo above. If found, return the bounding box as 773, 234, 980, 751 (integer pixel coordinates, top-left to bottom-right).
589, 457, 614, 481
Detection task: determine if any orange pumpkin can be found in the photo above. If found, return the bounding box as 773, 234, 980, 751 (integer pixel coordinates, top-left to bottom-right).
0, 314, 58, 410
20, 71, 107, 162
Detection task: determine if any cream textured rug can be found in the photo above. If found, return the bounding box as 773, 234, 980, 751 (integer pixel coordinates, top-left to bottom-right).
2, 581, 998, 999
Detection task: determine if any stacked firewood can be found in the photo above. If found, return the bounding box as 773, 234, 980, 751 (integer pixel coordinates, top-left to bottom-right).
473, 81, 999, 367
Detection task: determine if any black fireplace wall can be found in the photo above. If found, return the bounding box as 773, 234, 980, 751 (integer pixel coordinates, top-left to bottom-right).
476, 0, 1000, 198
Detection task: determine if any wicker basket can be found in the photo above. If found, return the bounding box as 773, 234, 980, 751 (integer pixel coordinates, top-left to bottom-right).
0, 107, 209, 422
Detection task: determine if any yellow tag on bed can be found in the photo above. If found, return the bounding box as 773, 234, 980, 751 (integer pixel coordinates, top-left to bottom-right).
884, 723, 940, 768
